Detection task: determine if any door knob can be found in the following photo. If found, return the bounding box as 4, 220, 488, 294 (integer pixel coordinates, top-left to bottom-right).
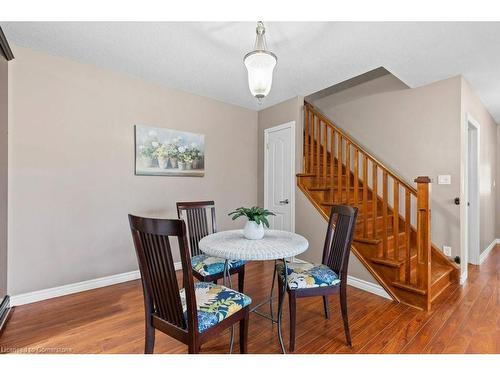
279, 199, 289, 204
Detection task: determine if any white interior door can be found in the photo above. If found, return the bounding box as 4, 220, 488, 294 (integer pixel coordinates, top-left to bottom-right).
467, 121, 480, 265
264, 122, 295, 231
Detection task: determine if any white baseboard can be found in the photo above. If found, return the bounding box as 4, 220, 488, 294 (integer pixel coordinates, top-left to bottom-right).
479, 239, 499, 265
346, 275, 391, 300
11, 262, 182, 307
10, 260, 393, 307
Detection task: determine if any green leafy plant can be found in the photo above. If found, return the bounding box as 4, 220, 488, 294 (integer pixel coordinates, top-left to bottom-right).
165, 143, 179, 158
228, 206, 275, 228
153, 144, 169, 159
139, 139, 160, 159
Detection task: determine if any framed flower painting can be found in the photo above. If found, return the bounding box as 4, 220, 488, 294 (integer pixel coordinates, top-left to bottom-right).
134, 125, 205, 177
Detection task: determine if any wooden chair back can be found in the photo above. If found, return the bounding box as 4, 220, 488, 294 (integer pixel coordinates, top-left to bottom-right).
321, 205, 358, 281
176, 201, 217, 257
128, 215, 198, 333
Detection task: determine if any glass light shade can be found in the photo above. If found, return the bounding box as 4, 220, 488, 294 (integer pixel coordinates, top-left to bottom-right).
244, 50, 277, 100
244, 22, 277, 101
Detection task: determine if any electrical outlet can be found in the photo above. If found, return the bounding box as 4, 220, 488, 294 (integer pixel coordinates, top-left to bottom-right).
443, 246, 452, 256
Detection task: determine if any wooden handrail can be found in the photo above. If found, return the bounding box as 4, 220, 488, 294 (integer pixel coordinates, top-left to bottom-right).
304, 102, 418, 196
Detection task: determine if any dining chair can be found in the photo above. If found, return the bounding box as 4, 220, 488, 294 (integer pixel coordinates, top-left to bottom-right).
128, 214, 251, 354
176, 201, 246, 292
277, 205, 358, 352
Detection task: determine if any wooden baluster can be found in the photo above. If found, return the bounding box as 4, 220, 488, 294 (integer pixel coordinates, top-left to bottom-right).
316, 118, 321, 177
304, 107, 309, 173
372, 163, 378, 239
382, 171, 388, 257
345, 142, 350, 204
311, 114, 315, 175
330, 128, 334, 184
308, 112, 314, 173
362, 155, 368, 237
415, 176, 431, 310
405, 190, 411, 284
393, 181, 399, 261
323, 123, 327, 180
337, 135, 342, 200
353, 149, 359, 207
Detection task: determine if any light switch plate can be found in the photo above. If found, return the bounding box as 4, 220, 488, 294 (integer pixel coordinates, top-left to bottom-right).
438, 175, 451, 185
443, 246, 452, 256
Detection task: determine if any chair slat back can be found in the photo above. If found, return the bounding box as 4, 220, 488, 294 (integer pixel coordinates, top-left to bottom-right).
322, 205, 358, 278
128, 215, 197, 331
176, 201, 217, 257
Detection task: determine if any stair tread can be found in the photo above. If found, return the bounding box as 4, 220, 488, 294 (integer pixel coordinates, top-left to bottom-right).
370, 257, 405, 267
321, 200, 373, 206
308, 185, 364, 191
392, 281, 427, 295
431, 263, 453, 284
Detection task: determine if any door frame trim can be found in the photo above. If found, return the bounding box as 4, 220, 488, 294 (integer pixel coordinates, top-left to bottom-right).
264, 121, 296, 232
460, 113, 481, 280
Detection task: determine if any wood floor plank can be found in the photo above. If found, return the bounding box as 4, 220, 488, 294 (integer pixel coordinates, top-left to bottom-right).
1, 247, 498, 354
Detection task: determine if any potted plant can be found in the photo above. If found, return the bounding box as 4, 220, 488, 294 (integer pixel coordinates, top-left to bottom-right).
154, 144, 169, 169
184, 153, 193, 169
138, 140, 159, 168
228, 207, 275, 240
191, 148, 203, 169
177, 146, 187, 170
165, 143, 179, 168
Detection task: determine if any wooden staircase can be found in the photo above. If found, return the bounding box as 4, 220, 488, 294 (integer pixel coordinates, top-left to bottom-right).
298, 102, 460, 310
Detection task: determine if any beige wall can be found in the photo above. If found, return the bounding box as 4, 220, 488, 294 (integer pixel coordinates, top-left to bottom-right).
461, 78, 498, 254
8, 46, 258, 295
257, 96, 303, 206
258, 96, 378, 284
0, 55, 7, 297
313, 77, 463, 260
498, 126, 500, 238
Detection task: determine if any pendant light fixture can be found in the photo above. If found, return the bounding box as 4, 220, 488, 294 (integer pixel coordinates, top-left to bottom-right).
244, 22, 277, 102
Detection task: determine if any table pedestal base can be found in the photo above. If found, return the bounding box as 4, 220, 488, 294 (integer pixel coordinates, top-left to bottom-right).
224, 259, 289, 354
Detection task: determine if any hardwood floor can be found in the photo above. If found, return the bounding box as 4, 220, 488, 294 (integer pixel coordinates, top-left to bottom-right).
1, 247, 498, 354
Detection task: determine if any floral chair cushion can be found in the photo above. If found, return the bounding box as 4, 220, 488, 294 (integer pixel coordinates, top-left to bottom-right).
276, 261, 340, 290
191, 254, 246, 277
180, 282, 252, 332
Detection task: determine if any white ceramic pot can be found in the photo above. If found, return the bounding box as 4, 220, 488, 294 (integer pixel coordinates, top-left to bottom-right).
158, 157, 168, 169
243, 220, 264, 240
169, 157, 178, 169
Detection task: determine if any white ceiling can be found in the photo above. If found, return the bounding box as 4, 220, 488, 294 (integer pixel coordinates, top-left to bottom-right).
2, 22, 500, 122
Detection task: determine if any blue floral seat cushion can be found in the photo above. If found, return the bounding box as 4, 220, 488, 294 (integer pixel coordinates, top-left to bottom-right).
276, 261, 340, 289
180, 282, 252, 332
191, 254, 246, 277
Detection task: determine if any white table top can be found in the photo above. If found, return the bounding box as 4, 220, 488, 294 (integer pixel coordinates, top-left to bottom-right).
198, 229, 309, 261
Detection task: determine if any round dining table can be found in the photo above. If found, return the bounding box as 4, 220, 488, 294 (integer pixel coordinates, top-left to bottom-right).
199, 229, 309, 354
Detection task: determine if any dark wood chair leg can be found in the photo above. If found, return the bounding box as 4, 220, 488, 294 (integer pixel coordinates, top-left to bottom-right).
240, 310, 249, 354
289, 291, 296, 352
145, 318, 155, 354
238, 267, 245, 293
340, 286, 352, 346
188, 342, 201, 354
323, 295, 330, 319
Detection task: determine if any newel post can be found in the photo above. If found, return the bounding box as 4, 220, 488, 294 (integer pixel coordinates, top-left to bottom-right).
414, 176, 432, 310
